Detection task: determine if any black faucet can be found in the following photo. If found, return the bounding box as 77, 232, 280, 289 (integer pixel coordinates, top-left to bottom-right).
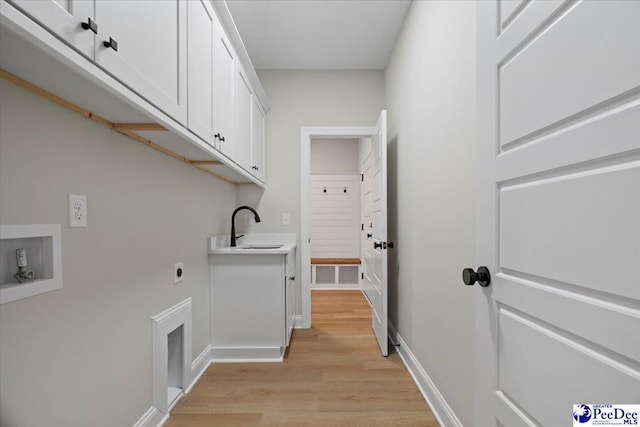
230, 206, 261, 247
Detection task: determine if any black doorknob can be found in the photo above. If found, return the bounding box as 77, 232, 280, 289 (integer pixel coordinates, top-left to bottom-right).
462, 266, 491, 287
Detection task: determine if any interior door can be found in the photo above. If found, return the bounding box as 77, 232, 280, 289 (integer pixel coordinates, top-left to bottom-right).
475, 1, 640, 426
369, 110, 388, 356
361, 147, 373, 298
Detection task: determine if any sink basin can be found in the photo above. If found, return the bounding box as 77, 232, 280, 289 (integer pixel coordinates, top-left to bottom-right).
239, 244, 283, 250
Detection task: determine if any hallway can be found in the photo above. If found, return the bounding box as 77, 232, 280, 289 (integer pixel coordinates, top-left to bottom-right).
166, 290, 438, 426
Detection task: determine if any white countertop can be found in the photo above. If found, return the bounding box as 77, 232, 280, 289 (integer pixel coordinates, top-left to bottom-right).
208, 233, 296, 255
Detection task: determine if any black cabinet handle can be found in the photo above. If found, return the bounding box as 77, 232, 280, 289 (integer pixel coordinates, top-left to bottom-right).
462, 266, 491, 287
367, 233, 372, 238
81, 18, 98, 34
387, 242, 394, 249
215, 133, 225, 142
103, 37, 118, 51
251, 165, 259, 171
374, 241, 383, 249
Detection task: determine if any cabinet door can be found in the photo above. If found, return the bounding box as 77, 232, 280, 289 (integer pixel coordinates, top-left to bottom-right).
213, 19, 235, 156
234, 63, 252, 170
251, 97, 266, 181
94, 0, 187, 124
9, 0, 95, 58
187, 0, 214, 146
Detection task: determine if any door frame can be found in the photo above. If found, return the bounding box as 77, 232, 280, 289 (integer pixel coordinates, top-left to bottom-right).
300, 126, 375, 328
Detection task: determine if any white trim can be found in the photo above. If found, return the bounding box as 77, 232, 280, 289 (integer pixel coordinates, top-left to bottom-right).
300, 126, 376, 329
187, 345, 212, 394
311, 286, 360, 291
151, 298, 192, 415
388, 323, 463, 427
211, 346, 284, 362
132, 407, 168, 427
293, 315, 304, 329
133, 344, 211, 427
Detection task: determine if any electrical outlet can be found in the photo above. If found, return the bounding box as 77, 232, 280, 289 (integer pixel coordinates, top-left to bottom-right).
68, 194, 87, 227
282, 213, 290, 226
174, 262, 184, 284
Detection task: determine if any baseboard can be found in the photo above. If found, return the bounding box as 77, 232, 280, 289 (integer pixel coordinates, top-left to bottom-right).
211, 346, 284, 362
310, 286, 360, 290
133, 345, 212, 427
388, 323, 463, 427
132, 406, 168, 427
187, 344, 212, 394
293, 315, 304, 328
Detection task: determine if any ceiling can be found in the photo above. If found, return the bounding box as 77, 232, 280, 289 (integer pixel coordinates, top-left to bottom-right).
225, 0, 411, 70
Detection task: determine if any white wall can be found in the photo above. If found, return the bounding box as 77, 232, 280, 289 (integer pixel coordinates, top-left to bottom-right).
0, 81, 236, 427
236, 70, 384, 312
310, 138, 359, 173
384, 1, 477, 425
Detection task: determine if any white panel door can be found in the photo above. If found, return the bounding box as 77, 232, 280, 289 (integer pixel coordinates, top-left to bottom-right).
9, 0, 95, 58
94, 0, 187, 124
234, 62, 252, 171
370, 110, 388, 356
213, 17, 235, 157
361, 149, 373, 297
186, 0, 214, 147
476, 1, 640, 426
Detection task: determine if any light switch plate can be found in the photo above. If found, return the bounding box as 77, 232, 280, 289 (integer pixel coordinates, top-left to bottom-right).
282, 213, 290, 226
68, 194, 87, 227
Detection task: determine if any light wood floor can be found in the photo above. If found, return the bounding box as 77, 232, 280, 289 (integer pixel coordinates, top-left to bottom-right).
166, 290, 438, 426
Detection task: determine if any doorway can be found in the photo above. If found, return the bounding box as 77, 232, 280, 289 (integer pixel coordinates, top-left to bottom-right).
309, 137, 368, 290
300, 127, 374, 329
300, 111, 388, 356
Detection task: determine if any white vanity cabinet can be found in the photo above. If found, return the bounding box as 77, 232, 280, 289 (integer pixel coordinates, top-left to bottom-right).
210, 246, 296, 362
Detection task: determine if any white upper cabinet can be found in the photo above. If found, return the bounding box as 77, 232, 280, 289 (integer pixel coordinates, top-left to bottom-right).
2, 0, 269, 185
234, 62, 253, 171
187, 0, 215, 146
213, 19, 236, 157
251, 96, 266, 182
94, 1, 187, 125
8, 0, 95, 58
